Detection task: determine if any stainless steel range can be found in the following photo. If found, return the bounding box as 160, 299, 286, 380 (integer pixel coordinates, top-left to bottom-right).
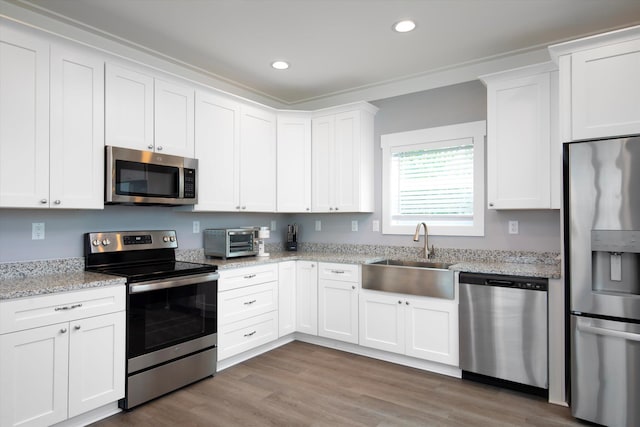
84, 230, 219, 409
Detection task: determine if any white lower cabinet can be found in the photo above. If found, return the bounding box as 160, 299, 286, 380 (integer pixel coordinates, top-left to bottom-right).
0, 286, 125, 427
218, 264, 279, 360
278, 261, 297, 337
295, 261, 318, 335
318, 263, 359, 344
359, 290, 459, 366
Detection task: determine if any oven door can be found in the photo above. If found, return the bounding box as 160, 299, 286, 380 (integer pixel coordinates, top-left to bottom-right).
127, 272, 218, 373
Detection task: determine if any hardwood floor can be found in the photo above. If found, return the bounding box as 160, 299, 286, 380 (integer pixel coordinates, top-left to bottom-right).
92, 341, 584, 427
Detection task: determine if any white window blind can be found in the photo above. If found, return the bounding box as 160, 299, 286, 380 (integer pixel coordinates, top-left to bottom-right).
391, 144, 474, 218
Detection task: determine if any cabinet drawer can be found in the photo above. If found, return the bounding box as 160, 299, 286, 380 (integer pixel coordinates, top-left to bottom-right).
219, 281, 278, 325
0, 286, 125, 334
318, 262, 359, 283
218, 311, 278, 360
218, 263, 278, 291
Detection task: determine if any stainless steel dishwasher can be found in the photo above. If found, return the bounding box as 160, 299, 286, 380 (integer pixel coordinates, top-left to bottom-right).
459, 272, 548, 393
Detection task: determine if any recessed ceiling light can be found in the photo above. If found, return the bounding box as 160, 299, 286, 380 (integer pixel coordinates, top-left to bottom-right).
393, 20, 416, 33
271, 60, 289, 70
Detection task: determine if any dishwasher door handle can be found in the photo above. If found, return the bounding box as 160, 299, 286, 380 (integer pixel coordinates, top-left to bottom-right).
485, 279, 514, 286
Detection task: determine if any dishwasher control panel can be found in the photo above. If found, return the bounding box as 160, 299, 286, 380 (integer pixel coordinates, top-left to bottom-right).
459, 272, 548, 291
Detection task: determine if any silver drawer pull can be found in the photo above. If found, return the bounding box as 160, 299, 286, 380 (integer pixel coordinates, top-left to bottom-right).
60, 328, 67, 334
54, 303, 83, 311
244, 330, 257, 337
243, 274, 256, 279
331, 270, 345, 274
74, 325, 81, 330
244, 299, 257, 305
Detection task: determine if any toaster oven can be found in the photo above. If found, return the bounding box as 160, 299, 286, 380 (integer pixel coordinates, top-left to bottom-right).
204, 228, 258, 259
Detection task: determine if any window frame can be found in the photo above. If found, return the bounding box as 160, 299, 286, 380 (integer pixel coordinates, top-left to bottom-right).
381, 121, 486, 236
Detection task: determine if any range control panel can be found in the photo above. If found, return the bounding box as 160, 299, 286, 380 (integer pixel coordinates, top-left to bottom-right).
85, 230, 178, 253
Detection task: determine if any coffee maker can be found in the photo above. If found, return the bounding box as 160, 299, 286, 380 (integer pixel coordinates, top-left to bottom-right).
286, 224, 298, 251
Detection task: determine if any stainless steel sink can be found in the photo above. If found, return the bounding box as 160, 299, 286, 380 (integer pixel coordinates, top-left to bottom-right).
362, 259, 455, 299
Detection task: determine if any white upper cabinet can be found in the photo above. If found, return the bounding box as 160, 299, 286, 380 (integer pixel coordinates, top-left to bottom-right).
193, 92, 275, 212
481, 62, 560, 210
311, 102, 378, 213
239, 105, 277, 212
277, 112, 312, 212
0, 21, 103, 209
194, 90, 241, 211
549, 25, 640, 141
0, 22, 50, 208
154, 78, 195, 157
105, 63, 195, 157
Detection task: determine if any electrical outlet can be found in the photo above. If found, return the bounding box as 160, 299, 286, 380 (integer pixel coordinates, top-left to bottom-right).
270, 220, 277, 232
32, 222, 45, 240
315, 220, 322, 231
193, 221, 200, 233
508, 220, 519, 235
351, 220, 358, 232
372, 220, 380, 232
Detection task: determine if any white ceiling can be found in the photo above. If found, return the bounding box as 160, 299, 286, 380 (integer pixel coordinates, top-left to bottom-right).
8, 0, 640, 106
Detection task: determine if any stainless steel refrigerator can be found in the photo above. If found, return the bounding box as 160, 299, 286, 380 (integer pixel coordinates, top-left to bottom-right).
565, 136, 640, 427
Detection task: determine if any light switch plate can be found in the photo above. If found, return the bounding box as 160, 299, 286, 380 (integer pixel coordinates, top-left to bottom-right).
372, 220, 380, 232
193, 221, 200, 233
508, 220, 519, 234
32, 222, 45, 240
270, 220, 277, 232
351, 220, 358, 232
315, 220, 321, 231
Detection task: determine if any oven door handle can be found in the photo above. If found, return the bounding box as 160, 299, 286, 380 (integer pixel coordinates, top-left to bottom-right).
129, 272, 219, 294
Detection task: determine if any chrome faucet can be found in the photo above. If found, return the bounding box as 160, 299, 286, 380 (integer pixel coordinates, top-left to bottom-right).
413, 222, 435, 259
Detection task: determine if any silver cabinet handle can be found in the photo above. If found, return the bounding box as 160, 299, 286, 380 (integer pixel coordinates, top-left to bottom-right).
306, 207, 310, 211
398, 300, 402, 304
242, 206, 247, 210
405, 301, 410, 305
489, 202, 494, 207
54, 303, 83, 311
54, 200, 61, 205
244, 299, 257, 305
329, 207, 334, 211
235, 206, 240, 210
147, 145, 154, 150
40, 199, 47, 204
244, 330, 256, 337
74, 325, 81, 330
60, 328, 67, 334
243, 274, 256, 279
352, 285, 356, 290
331, 270, 345, 274
335, 207, 339, 211
157, 146, 163, 151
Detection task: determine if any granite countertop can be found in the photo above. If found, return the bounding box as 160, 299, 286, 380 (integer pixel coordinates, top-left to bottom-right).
0, 246, 561, 301
0, 271, 126, 301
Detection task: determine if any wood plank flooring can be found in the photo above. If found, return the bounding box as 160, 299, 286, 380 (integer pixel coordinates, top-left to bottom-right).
92, 341, 584, 427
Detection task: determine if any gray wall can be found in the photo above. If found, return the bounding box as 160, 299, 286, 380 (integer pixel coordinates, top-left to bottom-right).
288, 81, 561, 252
0, 80, 560, 263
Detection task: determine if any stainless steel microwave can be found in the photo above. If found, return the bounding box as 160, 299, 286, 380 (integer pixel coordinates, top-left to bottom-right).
105, 146, 198, 205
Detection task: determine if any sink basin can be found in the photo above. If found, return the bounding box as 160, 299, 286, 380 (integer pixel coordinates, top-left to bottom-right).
370, 259, 453, 270
362, 259, 455, 299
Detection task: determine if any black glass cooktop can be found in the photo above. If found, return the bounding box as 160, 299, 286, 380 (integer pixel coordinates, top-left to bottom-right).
89, 261, 217, 283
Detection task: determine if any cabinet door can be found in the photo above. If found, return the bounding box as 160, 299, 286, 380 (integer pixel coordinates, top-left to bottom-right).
154, 78, 194, 157
239, 105, 276, 211
404, 296, 458, 366
276, 113, 312, 212
295, 261, 318, 335
278, 261, 297, 337
311, 115, 334, 212
105, 63, 154, 151
68, 311, 125, 418
487, 73, 551, 209
194, 90, 240, 211
0, 23, 50, 208
358, 292, 404, 354
572, 38, 640, 140
49, 43, 104, 209
318, 279, 359, 343
0, 323, 69, 427
334, 110, 360, 212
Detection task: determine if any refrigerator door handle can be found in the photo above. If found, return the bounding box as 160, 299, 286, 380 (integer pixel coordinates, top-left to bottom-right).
577, 320, 640, 342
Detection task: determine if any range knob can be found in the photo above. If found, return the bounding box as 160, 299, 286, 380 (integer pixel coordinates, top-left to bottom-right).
163, 236, 170, 242
92, 239, 100, 247
101, 239, 111, 246
169, 236, 176, 242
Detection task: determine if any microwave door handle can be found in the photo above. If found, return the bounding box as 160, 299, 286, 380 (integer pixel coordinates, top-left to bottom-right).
577, 321, 640, 342
129, 272, 219, 294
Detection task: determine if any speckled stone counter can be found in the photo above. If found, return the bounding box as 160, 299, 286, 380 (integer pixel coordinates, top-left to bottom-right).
0, 271, 125, 300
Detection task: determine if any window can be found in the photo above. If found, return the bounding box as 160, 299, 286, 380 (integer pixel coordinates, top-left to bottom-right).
381, 121, 486, 236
